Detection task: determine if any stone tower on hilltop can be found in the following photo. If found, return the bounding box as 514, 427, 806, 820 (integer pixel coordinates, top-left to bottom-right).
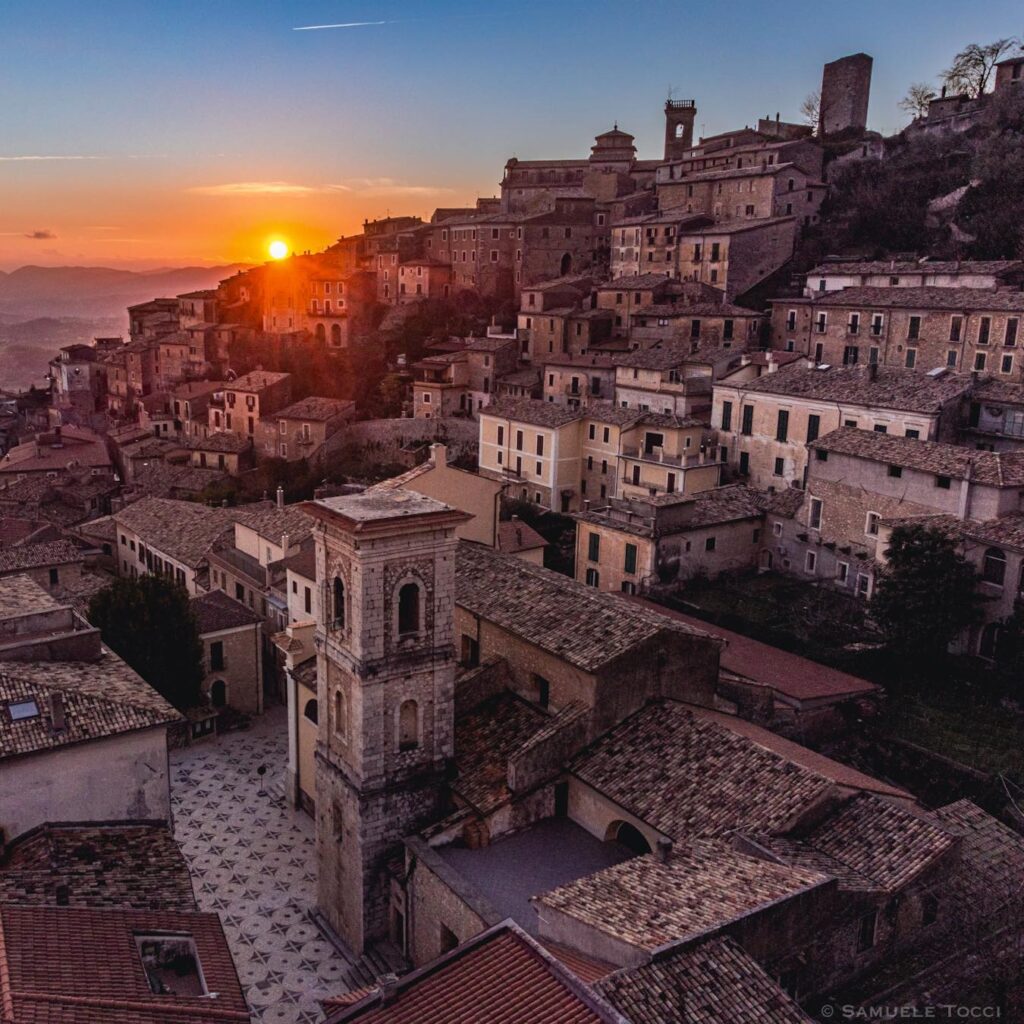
664, 98, 697, 160
820, 53, 873, 137
303, 490, 470, 953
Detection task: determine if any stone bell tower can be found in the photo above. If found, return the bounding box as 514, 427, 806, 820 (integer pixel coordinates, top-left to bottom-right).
303, 490, 470, 953
664, 97, 697, 160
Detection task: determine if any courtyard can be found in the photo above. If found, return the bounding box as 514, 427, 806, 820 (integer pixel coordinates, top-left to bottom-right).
170, 706, 392, 1024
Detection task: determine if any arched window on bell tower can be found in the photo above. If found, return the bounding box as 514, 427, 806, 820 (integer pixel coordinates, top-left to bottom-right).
333, 577, 346, 629
398, 582, 420, 636
399, 699, 419, 751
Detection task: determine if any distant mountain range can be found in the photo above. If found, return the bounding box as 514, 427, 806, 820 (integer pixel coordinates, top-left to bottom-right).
0, 263, 250, 320
0, 263, 249, 391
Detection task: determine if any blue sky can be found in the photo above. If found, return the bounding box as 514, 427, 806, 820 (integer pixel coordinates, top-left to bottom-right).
0, 0, 1020, 267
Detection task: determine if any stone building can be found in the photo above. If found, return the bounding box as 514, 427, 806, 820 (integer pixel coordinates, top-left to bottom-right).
256, 395, 355, 463
191, 589, 263, 714
803, 259, 1024, 296
663, 98, 697, 160
48, 343, 110, 421
541, 354, 616, 408
772, 288, 1024, 378
185, 432, 254, 475
0, 424, 113, 482
712, 363, 972, 490
171, 380, 221, 440
209, 370, 292, 439
965, 377, 1024, 451
625, 300, 762, 352
303, 490, 471, 953
820, 53, 873, 136
995, 53, 1024, 93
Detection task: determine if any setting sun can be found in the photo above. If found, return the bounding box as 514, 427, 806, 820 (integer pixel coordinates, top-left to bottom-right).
268, 239, 288, 260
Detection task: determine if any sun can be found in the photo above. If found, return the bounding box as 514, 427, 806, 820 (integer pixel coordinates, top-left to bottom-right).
268, 239, 289, 260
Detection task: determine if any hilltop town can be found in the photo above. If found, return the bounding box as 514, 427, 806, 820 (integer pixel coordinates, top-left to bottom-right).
2, 43, 1024, 1024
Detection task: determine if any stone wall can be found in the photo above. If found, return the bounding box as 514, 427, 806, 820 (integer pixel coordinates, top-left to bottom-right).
337, 417, 478, 464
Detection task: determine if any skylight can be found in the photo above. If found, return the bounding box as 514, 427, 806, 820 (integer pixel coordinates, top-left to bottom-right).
135, 933, 207, 997
7, 699, 40, 722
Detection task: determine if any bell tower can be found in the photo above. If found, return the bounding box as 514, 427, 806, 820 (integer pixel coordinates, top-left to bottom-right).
303, 489, 471, 953
664, 98, 697, 160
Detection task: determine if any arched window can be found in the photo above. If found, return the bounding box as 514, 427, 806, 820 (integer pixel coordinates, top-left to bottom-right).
303, 698, 318, 725
399, 699, 419, 751
315, 323, 326, 342
330, 323, 342, 346
333, 689, 347, 739
675, 122, 685, 139
210, 679, 227, 708
560, 252, 572, 276
605, 820, 651, 856
983, 547, 1006, 586
398, 582, 420, 636
333, 577, 346, 629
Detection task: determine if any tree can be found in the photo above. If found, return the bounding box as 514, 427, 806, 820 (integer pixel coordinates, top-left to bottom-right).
942, 38, 1019, 98
870, 524, 982, 663
88, 575, 204, 710
900, 82, 937, 120
800, 91, 821, 132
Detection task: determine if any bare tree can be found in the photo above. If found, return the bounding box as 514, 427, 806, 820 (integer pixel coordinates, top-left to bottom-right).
942, 38, 1019, 98
800, 91, 821, 133
900, 82, 937, 120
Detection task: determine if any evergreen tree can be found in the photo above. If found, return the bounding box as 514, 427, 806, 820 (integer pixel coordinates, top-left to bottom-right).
88, 575, 204, 710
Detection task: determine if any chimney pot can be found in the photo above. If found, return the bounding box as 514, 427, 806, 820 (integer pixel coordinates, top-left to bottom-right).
276, 485, 285, 509
656, 836, 673, 863
379, 974, 400, 1006
49, 692, 66, 733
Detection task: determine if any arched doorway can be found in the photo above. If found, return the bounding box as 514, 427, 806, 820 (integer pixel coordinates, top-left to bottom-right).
605, 820, 651, 855
330, 323, 342, 346
315, 323, 326, 342
560, 252, 572, 276
210, 679, 227, 708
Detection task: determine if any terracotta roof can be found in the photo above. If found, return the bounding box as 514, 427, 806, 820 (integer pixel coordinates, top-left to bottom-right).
811, 428, 1024, 486
625, 599, 879, 705
226, 370, 290, 392
0, 905, 250, 1023
0, 823, 196, 911
325, 920, 622, 1024
631, 302, 759, 318
281, 537, 316, 581
0, 655, 181, 762
172, 380, 222, 400
455, 543, 705, 673
0, 539, 82, 574
719, 363, 971, 412
191, 590, 262, 634
808, 259, 1024, 277
274, 396, 354, 421
0, 574, 64, 620
453, 690, 550, 813
535, 840, 830, 951
613, 342, 697, 370
114, 497, 237, 567
497, 518, 548, 554
803, 286, 1024, 312
185, 432, 253, 454
598, 274, 680, 290
971, 376, 1024, 405
481, 398, 584, 428
235, 503, 313, 546
756, 793, 955, 894
571, 701, 834, 841
594, 936, 814, 1024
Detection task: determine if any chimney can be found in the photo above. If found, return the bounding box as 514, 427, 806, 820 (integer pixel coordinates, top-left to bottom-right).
656, 836, 673, 864
430, 442, 447, 466
584, 499, 591, 511
276, 485, 285, 509
49, 692, 67, 733
378, 974, 400, 1006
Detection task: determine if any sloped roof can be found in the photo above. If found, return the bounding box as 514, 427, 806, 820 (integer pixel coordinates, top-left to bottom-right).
593, 935, 814, 1024
0, 539, 82, 574
190, 589, 262, 634
114, 496, 237, 567
0, 656, 181, 762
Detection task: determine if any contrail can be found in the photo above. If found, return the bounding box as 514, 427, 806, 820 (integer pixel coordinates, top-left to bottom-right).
293, 20, 393, 31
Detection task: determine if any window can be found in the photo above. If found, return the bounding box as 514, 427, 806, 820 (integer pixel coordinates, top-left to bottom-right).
624, 543, 637, 574
585, 567, 600, 587
333, 577, 346, 629
866, 512, 880, 536
857, 911, 878, 953
887, 464, 903, 478
809, 498, 822, 530
935, 475, 951, 489
775, 410, 789, 442
1006, 318, 1019, 347
1002, 354, 1014, 375
136, 935, 206, 997
739, 451, 750, 476
871, 314, 884, 337
837, 561, 849, 584
704, 536, 716, 552
815, 313, 827, 334
588, 423, 596, 440
843, 345, 859, 366
48, 567, 59, 586
587, 533, 600, 562
399, 699, 419, 751
908, 315, 921, 340
905, 348, 917, 369
497, 425, 504, 446
983, 547, 1007, 586
7, 698, 39, 721
805, 551, 817, 573
975, 353, 987, 372
740, 405, 754, 436
210, 641, 225, 671
536, 435, 544, 456
950, 316, 963, 342
848, 313, 860, 334
979, 316, 991, 346
515, 430, 523, 450
773, 457, 785, 477
786, 310, 797, 331
721, 401, 733, 431
905, 429, 920, 439
303, 699, 318, 725
807, 414, 820, 443
398, 582, 420, 635
873, 424, 888, 434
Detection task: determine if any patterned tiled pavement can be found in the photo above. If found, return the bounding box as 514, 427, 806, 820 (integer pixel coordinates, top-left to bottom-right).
170, 706, 387, 1024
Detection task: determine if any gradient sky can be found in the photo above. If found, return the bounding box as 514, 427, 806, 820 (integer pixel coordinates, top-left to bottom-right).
1, 0, 1020, 270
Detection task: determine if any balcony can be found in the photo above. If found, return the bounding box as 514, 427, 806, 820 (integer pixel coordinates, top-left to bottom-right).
208, 545, 267, 588
620, 445, 693, 468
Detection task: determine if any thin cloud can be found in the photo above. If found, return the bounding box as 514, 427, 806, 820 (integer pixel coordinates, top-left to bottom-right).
0, 155, 103, 162
293, 20, 393, 31
25, 230, 56, 240
187, 181, 341, 197
333, 177, 454, 197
